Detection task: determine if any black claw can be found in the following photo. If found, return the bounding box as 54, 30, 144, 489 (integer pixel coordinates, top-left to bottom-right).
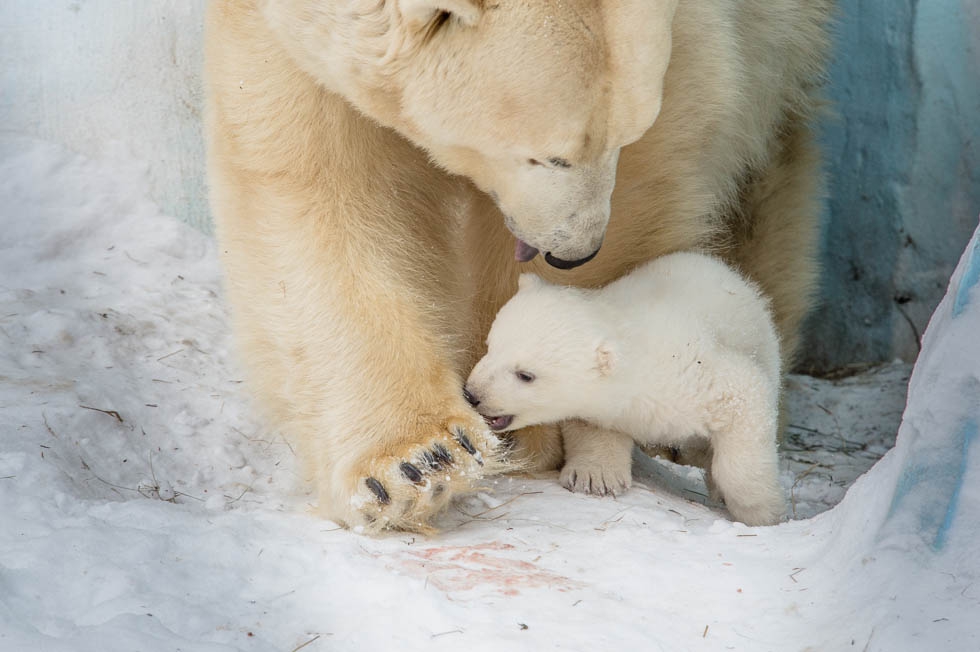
452, 427, 482, 466
418, 450, 439, 470
431, 443, 454, 467
400, 462, 424, 484
365, 477, 390, 505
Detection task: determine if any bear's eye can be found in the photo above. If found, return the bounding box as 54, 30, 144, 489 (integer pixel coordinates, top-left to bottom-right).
515, 370, 535, 383
527, 158, 572, 169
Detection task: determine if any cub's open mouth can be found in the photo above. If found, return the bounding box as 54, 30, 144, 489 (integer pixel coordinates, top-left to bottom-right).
484, 415, 514, 431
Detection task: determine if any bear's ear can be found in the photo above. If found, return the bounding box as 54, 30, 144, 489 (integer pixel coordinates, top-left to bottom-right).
399, 0, 481, 28
518, 273, 544, 292
595, 342, 616, 377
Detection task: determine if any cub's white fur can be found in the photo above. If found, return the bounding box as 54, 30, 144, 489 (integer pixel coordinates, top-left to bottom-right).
467, 252, 785, 526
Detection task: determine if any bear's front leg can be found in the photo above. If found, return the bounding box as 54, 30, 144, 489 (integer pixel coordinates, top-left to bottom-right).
273, 282, 508, 533
280, 248, 508, 534
204, 5, 512, 534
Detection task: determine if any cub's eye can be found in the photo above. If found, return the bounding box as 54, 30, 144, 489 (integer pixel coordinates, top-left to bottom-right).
527, 158, 543, 167
515, 370, 535, 383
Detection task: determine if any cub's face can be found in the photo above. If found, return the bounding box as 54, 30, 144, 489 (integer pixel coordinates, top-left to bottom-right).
265, 0, 678, 268
465, 275, 615, 431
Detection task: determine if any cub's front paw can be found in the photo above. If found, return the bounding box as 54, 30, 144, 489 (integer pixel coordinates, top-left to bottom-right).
559, 458, 632, 497
349, 419, 503, 533
559, 421, 634, 497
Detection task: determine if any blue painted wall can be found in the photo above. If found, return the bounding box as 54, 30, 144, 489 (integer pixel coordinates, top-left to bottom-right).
803, 0, 980, 371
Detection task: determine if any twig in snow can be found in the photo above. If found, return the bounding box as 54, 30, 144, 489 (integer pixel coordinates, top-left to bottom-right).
463, 491, 543, 518
225, 485, 253, 505
702, 625, 709, 638
501, 518, 575, 532
862, 627, 876, 652
85, 466, 141, 497
786, 423, 824, 435
789, 567, 805, 583
595, 507, 631, 531
0, 476, 14, 480
42, 412, 59, 438
790, 463, 821, 518
124, 251, 148, 265
290, 634, 321, 652
79, 404, 124, 423
156, 348, 185, 362
430, 629, 463, 639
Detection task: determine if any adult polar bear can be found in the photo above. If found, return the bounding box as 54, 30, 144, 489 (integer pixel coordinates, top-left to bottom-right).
205, 0, 832, 533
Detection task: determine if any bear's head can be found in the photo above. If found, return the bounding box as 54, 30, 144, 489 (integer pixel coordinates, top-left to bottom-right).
465, 273, 616, 431
263, 0, 679, 268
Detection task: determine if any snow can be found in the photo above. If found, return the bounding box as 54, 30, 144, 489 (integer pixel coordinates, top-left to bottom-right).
1, 136, 977, 651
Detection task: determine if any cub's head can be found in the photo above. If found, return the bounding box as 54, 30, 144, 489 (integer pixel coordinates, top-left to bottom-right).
263, 0, 679, 268
465, 274, 616, 432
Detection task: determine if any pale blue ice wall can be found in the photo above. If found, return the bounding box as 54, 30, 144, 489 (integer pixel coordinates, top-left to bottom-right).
803, 0, 980, 371
0, 2, 209, 231
2, 1, 977, 369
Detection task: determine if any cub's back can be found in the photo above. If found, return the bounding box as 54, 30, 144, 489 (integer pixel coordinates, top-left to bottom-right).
605, 252, 780, 380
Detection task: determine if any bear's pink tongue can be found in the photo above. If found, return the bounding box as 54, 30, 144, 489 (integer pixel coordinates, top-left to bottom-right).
515, 239, 539, 263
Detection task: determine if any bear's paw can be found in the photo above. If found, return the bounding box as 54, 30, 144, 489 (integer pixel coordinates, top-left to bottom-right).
349, 421, 505, 534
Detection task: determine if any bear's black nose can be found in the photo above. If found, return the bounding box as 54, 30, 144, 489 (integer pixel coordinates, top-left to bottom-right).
544, 246, 600, 270
463, 387, 480, 407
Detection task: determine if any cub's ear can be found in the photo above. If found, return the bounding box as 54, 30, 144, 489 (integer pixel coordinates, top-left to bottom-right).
595, 342, 616, 377
399, 0, 481, 28
518, 273, 544, 292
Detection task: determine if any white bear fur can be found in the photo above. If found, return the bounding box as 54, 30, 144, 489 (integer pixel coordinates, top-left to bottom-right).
205, 0, 831, 532
466, 252, 785, 526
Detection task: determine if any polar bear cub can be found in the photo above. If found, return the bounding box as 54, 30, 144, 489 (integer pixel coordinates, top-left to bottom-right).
465, 252, 786, 526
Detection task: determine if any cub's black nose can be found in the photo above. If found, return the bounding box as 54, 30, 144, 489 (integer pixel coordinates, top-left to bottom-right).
463, 387, 480, 407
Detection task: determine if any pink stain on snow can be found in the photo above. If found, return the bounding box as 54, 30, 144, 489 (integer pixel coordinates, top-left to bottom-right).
393, 541, 582, 596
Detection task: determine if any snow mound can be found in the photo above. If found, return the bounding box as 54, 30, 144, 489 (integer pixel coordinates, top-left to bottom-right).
1, 138, 976, 650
